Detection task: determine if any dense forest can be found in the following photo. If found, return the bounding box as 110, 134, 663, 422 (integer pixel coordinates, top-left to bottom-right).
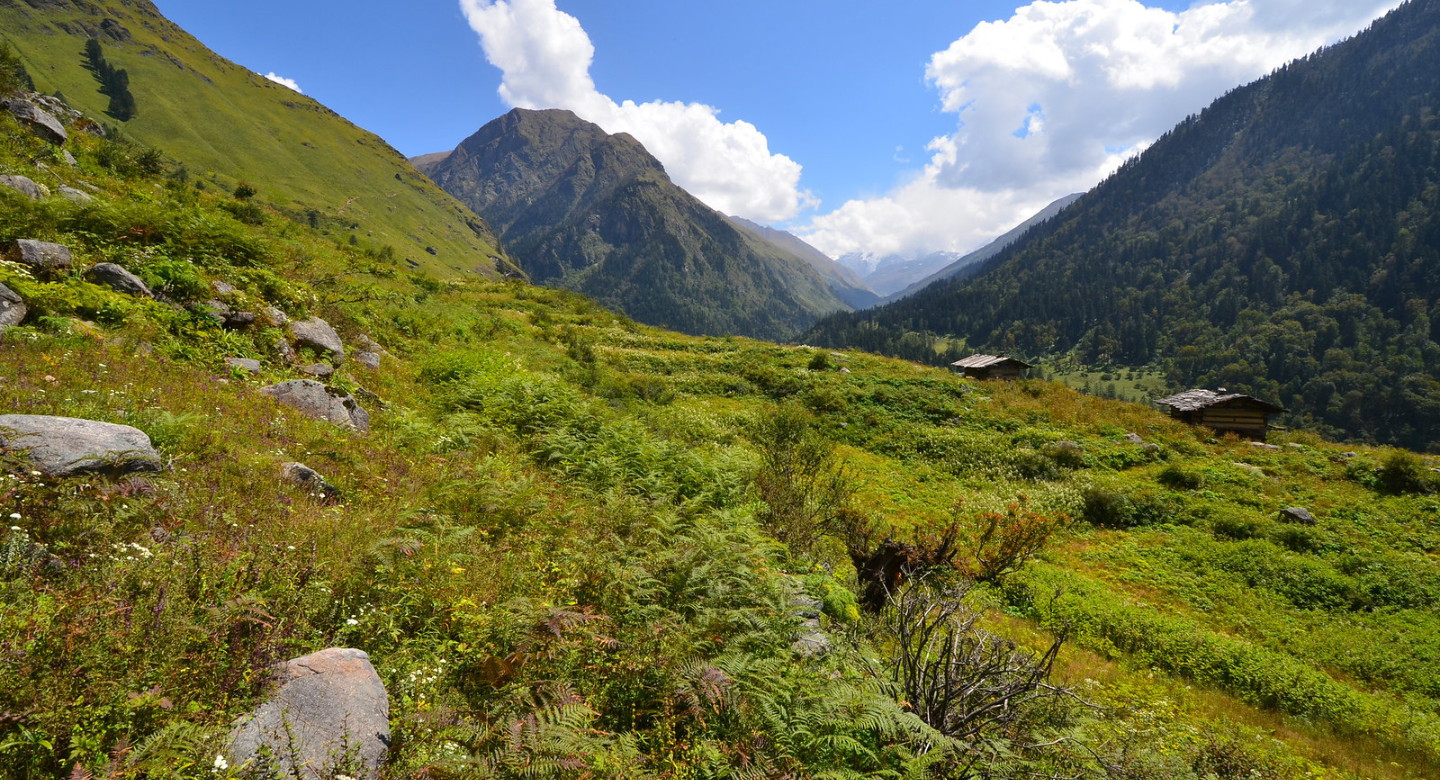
805, 0, 1440, 450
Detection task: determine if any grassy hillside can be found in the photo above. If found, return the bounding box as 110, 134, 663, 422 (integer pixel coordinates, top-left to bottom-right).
804, 0, 1440, 450
1, 104, 1439, 779
0, 0, 511, 279
421, 108, 849, 342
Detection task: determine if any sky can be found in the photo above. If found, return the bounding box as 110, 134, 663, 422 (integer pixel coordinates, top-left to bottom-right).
155, 0, 1401, 259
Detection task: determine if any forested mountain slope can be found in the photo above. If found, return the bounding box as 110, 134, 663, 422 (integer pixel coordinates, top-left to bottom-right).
0, 0, 507, 277
727, 215, 881, 309
806, 0, 1440, 450
419, 108, 849, 341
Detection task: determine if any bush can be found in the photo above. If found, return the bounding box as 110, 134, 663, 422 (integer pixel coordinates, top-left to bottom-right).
1157, 464, 1205, 490
1212, 513, 1268, 541
1082, 487, 1134, 528
807, 351, 832, 371
1380, 450, 1430, 494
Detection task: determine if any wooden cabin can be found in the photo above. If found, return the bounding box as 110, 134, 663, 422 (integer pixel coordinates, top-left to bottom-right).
951, 354, 1033, 381
1155, 390, 1287, 441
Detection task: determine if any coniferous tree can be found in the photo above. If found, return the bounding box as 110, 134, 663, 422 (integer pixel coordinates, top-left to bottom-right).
84, 37, 136, 120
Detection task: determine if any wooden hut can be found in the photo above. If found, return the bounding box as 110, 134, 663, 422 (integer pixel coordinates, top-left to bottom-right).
951, 354, 1033, 381
1155, 390, 1287, 441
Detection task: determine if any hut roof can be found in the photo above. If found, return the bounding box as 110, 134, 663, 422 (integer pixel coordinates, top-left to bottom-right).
1155, 390, 1287, 414
951, 354, 1033, 370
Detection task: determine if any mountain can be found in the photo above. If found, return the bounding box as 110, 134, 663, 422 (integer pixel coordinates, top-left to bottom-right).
835, 251, 962, 297
416, 108, 849, 341
806, 0, 1440, 450
883, 193, 1083, 303
0, 0, 508, 278
726, 216, 881, 309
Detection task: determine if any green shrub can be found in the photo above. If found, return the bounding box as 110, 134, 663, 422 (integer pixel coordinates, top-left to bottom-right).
1157, 464, 1205, 490
1212, 513, 1268, 541
1380, 450, 1430, 494
1082, 487, 1134, 528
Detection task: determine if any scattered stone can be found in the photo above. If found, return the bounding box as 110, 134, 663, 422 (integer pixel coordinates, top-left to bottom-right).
259, 380, 369, 432
788, 592, 831, 658
264, 306, 290, 327
227, 648, 390, 780
73, 117, 106, 138
224, 310, 258, 330
225, 358, 261, 375
58, 185, 92, 204
354, 351, 380, 370
352, 386, 388, 411
0, 283, 25, 330
1341, 452, 1359, 459
197, 299, 232, 325
1142, 443, 1163, 456
279, 462, 339, 501
1287, 443, 1307, 450
212, 280, 238, 296
355, 334, 384, 354
840, 367, 851, 374
290, 317, 345, 361
8, 239, 73, 276
0, 97, 67, 145
1280, 507, 1317, 526
61, 150, 77, 167
75, 181, 100, 193
0, 175, 44, 200
1124, 433, 1144, 444
85, 263, 152, 298
274, 337, 297, 364
299, 363, 335, 380
0, 415, 162, 477
1248, 441, 1281, 452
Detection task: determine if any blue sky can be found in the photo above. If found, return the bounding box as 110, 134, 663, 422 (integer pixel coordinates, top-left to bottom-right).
153, 0, 1397, 257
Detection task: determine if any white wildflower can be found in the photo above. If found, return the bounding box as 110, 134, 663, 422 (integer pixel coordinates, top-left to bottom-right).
346, 618, 359, 626
213, 753, 229, 771
8, 513, 19, 519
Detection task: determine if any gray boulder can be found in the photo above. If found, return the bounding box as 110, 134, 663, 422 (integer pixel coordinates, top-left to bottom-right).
355, 351, 381, 370
58, 185, 92, 204
260, 380, 369, 432
1124, 433, 1144, 444
61, 150, 77, 167
1280, 507, 1317, 526
291, 318, 345, 361
227, 648, 390, 780
1, 97, 67, 145
274, 337, 297, 364
0, 175, 43, 200
0, 282, 25, 330
264, 306, 290, 327
299, 363, 335, 380
9, 239, 73, 275
280, 462, 339, 501
85, 263, 152, 298
0, 415, 161, 477
225, 358, 262, 375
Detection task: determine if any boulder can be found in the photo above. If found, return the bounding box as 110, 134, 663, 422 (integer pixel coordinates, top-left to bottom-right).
61, 150, 77, 167
279, 462, 339, 501
212, 280, 238, 296
1124, 433, 1144, 444
0, 282, 25, 330
74, 117, 106, 138
197, 300, 231, 326
264, 306, 290, 327
85, 263, 152, 298
58, 185, 92, 204
354, 351, 381, 370
0, 175, 43, 200
290, 318, 345, 361
1280, 507, 1317, 526
1, 97, 67, 145
0, 415, 161, 477
274, 337, 297, 364
225, 357, 261, 375
1248, 441, 1281, 452
299, 363, 335, 380
9, 239, 73, 275
225, 311, 258, 330
227, 648, 390, 780
259, 380, 369, 432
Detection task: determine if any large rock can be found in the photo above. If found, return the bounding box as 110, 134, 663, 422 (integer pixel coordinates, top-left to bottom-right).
85, 263, 152, 298
1280, 507, 1318, 526
299, 363, 335, 380
1, 97, 67, 145
355, 351, 381, 370
9, 240, 73, 275
58, 185, 92, 204
0, 175, 43, 200
0, 416, 161, 477
280, 462, 340, 501
227, 648, 390, 780
290, 318, 345, 361
225, 357, 262, 375
260, 380, 370, 432
0, 283, 25, 330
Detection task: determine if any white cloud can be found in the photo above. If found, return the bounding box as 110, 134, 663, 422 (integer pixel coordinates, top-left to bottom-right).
263, 72, 302, 93
458, 0, 814, 223
797, 0, 1399, 259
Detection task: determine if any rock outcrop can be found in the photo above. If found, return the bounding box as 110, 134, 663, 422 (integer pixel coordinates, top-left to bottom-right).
227, 648, 390, 780
0, 416, 162, 477
1280, 507, 1318, 526
290, 318, 345, 361
9, 239, 72, 276
259, 380, 370, 432
0, 175, 44, 200
0, 282, 25, 330
354, 351, 381, 370
85, 263, 152, 298
280, 462, 340, 501
1, 97, 67, 145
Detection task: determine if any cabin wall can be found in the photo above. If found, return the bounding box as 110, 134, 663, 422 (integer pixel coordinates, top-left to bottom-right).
1198, 410, 1272, 440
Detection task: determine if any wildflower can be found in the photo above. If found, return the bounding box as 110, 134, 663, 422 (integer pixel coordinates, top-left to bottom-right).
213, 753, 229, 772
8, 513, 19, 520
8, 526, 20, 532
286, 545, 296, 551
346, 618, 359, 626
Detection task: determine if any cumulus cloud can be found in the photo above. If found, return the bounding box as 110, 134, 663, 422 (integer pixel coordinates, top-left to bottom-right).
459, 0, 814, 223
798, 0, 1399, 259
263, 72, 302, 93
